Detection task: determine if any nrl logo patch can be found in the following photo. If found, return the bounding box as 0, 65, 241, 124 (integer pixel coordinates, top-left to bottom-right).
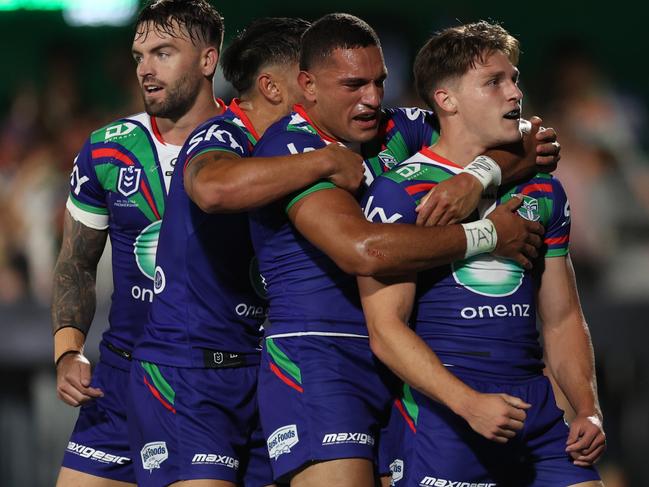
118, 166, 142, 197
517, 196, 540, 222
140, 441, 168, 472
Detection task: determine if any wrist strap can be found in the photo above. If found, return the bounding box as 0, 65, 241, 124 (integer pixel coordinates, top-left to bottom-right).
54, 327, 85, 365
461, 155, 502, 191
461, 219, 497, 258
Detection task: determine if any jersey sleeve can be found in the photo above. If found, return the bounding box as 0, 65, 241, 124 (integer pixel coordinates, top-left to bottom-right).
66, 138, 109, 230
544, 177, 571, 258
182, 118, 251, 174
253, 129, 335, 213
361, 176, 417, 224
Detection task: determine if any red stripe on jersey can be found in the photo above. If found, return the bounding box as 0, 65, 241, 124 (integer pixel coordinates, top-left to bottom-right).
545, 235, 568, 245
270, 362, 303, 393
140, 180, 161, 220
405, 182, 436, 196
394, 399, 417, 433
150, 116, 165, 145
92, 148, 135, 166
229, 98, 261, 142
419, 147, 463, 169
293, 104, 338, 143
521, 183, 552, 195
143, 375, 176, 414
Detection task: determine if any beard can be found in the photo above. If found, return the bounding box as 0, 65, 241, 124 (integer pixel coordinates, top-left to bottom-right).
142, 71, 202, 120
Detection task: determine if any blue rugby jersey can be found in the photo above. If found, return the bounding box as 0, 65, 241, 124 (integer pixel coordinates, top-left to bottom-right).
361, 147, 571, 378
249, 105, 438, 337
133, 100, 268, 367
66, 113, 182, 368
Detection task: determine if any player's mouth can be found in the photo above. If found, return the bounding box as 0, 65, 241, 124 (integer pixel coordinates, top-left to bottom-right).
143, 84, 164, 97
503, 108, 521, 120
352, 111, 379, 129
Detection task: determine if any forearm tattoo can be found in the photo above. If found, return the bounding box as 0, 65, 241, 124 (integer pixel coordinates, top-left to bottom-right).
51, 213, 108, 336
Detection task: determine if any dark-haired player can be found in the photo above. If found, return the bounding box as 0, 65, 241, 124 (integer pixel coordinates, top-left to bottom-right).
248, 13, 559, 487
52, 1, 225, 486
359, 21, 605, 486
127, 17, 363, 487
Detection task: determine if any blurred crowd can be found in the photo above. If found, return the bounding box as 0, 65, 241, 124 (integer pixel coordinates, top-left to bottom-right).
1, 33, 648, 486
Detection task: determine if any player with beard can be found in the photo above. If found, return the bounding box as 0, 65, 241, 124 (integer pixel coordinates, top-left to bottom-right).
52, 1, 224, 485
128, 16, 364, 487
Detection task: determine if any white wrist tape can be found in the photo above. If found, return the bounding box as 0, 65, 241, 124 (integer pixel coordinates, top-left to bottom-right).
461, 219, 498, 258
461, 155, 502, 191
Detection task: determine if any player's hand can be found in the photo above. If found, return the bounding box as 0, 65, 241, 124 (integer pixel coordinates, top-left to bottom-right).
488, 195, 544, 269
415, 173, 482, 227
323, 144, 365, 193
461, 392, 531, 443
535, 123, 561, 172
565, 413, 606, 466
485, 117, 542, 184
56, 352, 103, 407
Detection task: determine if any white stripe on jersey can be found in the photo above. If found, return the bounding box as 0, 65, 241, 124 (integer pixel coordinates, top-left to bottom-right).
66, 197, 109, 230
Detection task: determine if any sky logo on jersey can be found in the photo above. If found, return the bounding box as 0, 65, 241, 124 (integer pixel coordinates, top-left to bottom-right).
363, 196, 403, 223
186, 124, 244, 155
452, 255, 524, 297
118, 166, 142, 197
517, 196, 540, 222
267, 424, 299, 460
140, 441, 168, 472
390, 459, 404, 485
134, 220, 161, 281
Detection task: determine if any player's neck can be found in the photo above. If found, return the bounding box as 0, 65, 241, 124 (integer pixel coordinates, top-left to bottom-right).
302, 102, 340, 142
154, 88, 223, 145
237, 95, 287, 138
432, 124, 488, 167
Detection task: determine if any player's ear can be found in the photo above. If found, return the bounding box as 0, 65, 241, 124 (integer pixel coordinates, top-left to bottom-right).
201, 46, 218, 77
257, 73, 282, 104
433, 88, 456, 115
298, 71, 316, 103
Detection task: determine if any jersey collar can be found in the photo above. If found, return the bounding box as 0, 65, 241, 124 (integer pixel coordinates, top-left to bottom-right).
419, 146, 463, 170
228, 98, 261, 142
293, 104, 339, 143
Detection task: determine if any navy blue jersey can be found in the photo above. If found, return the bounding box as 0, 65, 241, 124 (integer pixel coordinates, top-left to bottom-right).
67, 113, 181, 366
249, 105, 438, 337
361, 148, 571, 378
133, 101, 267, 367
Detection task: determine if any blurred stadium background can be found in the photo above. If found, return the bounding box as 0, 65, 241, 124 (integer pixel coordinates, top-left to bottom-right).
1, 0, 647, 485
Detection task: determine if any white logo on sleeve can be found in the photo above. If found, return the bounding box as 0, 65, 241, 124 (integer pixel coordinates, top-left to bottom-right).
105, 122, 137, 140
70, 164, 89, 196
117, 166, 142, 197
363, 196, 403, 223
267, 425, 299, 460
140, 441, 168, 472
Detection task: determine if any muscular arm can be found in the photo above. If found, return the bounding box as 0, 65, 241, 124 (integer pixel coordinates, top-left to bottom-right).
416, 117, 561, 226
289, 187, 542, 276
358, 274, 529, 442
51, 211, 107, 406
52, 211, 107, 338
185, 144, 363, 213
538, 255, 605, 465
